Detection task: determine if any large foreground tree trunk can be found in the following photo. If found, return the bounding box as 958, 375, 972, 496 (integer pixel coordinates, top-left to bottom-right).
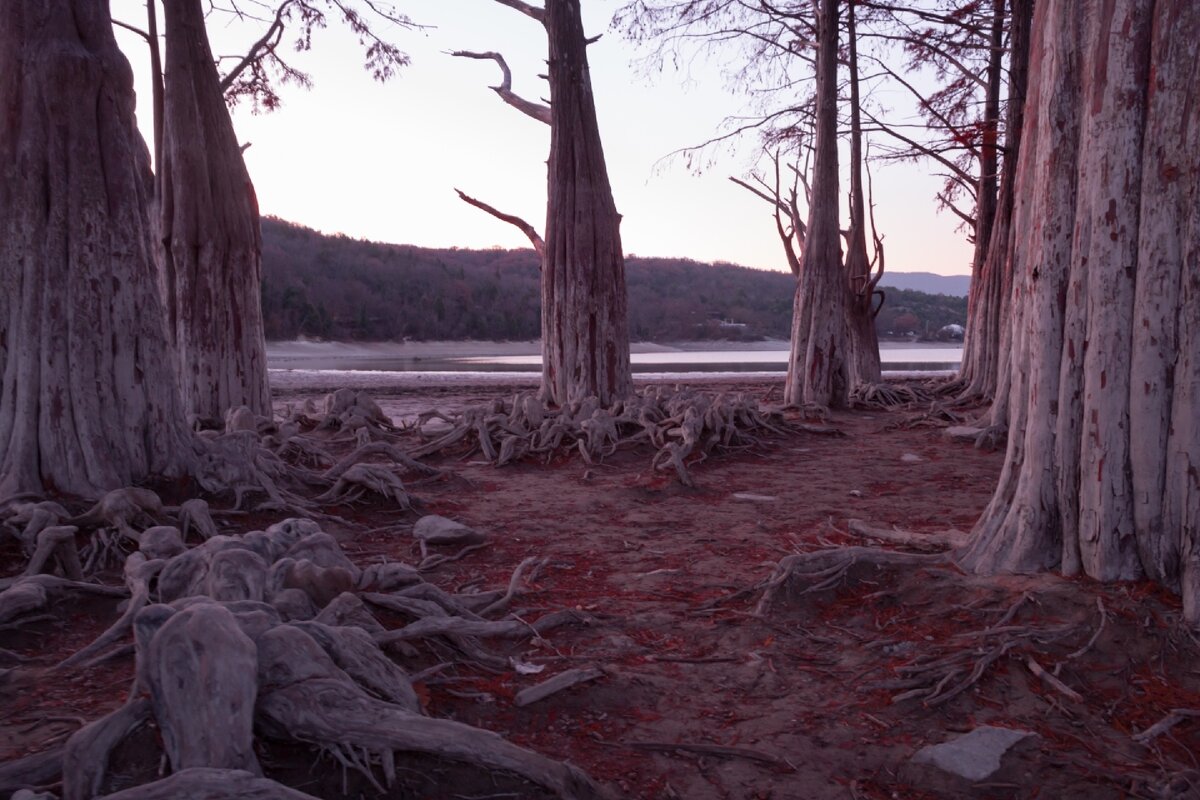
784, 0, 850, 408
957, 0, 1032, 405
0, 0, 192, 498
958, 0, 1200, 623
160, 0, 271, 421
541, 0, 632, 406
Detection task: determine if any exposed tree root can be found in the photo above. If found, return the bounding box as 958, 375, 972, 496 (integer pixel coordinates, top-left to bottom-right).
410, 388, 798, 486
850, 381, 934, 409
13, 508, 611, 799
94, 768, 323, 799
845, 519, 968, 551
755, 547, 948, 614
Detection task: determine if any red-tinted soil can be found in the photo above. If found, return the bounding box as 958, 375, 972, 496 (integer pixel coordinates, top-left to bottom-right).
2, 380, 1198, 799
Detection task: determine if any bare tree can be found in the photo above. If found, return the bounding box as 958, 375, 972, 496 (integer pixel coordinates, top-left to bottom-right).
455, 0, 632, 406
957, 0, 1200, 623
0, 0, 192, 497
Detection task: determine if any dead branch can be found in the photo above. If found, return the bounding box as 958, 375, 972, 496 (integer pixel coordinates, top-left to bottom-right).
490, 0, 545, 23
1061, 597, 1106, 665
449, 50, 551, 125
514, 667, 604, 707
455, 189, 545, 258
1132, 709, 1200, 745
1025, 656, 1083, 703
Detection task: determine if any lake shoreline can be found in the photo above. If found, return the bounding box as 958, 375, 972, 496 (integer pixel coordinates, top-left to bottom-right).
267, 338, 962, 376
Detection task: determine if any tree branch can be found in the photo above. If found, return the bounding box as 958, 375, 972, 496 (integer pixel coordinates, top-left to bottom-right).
491, 0, 545, 24
450, 50, 551, 125
455, 189, 545, 258
112, 19, 152, 42
218, 1, 288, 93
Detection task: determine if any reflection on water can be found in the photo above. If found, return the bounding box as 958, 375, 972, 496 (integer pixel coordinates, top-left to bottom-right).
269, 345, 962, 374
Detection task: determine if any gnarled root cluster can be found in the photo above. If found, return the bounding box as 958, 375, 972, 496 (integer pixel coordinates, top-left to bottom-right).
850, 381, 935, 410
411, 387, 796, 486
2, 516, 607, 799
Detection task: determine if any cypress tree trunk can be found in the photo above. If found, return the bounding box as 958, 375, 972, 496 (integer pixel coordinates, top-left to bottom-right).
541, 0, 632, 406
958, 0, 1200, 623
958, 0, 1032, 405
0, 0, 191, 498
784, 0, 850, 408
160, 0, 271, 421
843, 0, 881, 388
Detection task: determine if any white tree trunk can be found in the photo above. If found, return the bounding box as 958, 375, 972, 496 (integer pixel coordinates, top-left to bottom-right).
959, 0, 1200, 623
160, 0, 271, 421
0, 0, 192, 498
784, 0, 850, 408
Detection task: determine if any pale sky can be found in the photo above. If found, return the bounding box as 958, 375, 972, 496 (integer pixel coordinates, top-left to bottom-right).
110, 0, 973, 276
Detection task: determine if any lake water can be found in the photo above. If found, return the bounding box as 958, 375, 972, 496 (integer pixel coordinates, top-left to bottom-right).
268, 343, 961, 375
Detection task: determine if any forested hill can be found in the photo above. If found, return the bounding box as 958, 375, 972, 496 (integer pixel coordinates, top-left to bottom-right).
261, 217, 968, 342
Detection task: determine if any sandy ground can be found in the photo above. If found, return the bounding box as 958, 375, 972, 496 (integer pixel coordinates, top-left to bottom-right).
3, 377, 1198, 800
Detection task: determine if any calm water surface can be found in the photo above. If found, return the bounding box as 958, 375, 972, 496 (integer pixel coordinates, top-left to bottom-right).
269, 343, 961, 374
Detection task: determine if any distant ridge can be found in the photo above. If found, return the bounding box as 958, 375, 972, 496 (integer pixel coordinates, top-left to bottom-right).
260, 218, 968, 341
878, 271, 971, 297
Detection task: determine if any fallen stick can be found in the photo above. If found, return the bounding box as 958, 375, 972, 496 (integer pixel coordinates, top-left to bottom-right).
1061, 597, 1106, 666
1025, 656, 1083, 703
1132, 708, 1200, 744
514, 667, 604, 708
622, 740, 795, 770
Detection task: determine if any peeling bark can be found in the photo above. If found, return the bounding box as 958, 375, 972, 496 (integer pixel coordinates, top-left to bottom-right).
0, 0, 192, 498
160, 0, 271, 421
959, 0, 1200, 623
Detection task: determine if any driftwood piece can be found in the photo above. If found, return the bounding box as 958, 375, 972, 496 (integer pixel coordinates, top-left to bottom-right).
514, 667, 604, 707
